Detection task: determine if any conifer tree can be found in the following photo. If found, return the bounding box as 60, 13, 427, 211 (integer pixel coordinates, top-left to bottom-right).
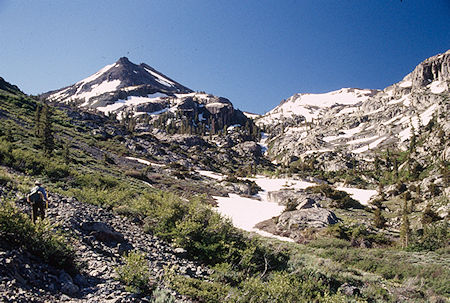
409, 126, 417, 154
63, 142, 70, 164
400, 193, 411, 248
374, 155, 381, 177
374, 207, 386, 228
393, 158, 398, 180
385, 148, 392, 170
422, 203, 441, 225
40, 104, 54, 154
34, 103, 42, 137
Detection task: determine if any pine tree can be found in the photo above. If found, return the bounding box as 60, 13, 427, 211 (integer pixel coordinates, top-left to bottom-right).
378, 182, 386, 200
409, 126, 417, 154
385, 148, 392, 170
34, 103, 42, 137
63, 142, 70, 165
400, 212, 411, 249
40, 104, 54, 154
400, 193, 411, 248
374, 207, 386, 228
393, 158, 398, 180
422, 203, 441, 225
374, 155, 381, 177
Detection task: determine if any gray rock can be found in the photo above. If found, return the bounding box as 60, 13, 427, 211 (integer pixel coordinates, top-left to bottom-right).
81, 222, 125, 243
61, 282, 79, 297
277, 208, 339, 230
338, 283, 360, 296
296, 197, 318, 210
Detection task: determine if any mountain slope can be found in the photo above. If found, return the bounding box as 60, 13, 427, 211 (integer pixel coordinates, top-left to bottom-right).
259, 50, 450, 164
42, 57, 252, 145
43, 57, 192, 107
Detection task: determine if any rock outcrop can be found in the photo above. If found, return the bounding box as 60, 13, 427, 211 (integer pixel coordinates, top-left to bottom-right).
258, 50, 450, 165
277, 208, 339, 230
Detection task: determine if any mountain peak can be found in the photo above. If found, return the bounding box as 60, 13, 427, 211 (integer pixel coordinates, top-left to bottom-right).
116, 57, 132, 65
43, 58, 193, 106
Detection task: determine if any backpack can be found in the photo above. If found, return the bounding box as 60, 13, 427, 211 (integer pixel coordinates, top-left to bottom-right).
28, 189, 43, 204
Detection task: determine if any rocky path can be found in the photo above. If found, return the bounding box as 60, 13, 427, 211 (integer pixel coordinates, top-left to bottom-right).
1, 192, 209, 302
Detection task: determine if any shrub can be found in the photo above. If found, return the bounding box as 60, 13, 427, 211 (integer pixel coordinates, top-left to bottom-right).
151, 288, 175, 303
143, 193, 288, 273
409, 221, 448, 251
0, 201, 76, 272
116, 250, 153, 294
0, 169, 13, 186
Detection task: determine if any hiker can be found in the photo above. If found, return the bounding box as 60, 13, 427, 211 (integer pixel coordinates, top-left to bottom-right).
27, 180, 48, 223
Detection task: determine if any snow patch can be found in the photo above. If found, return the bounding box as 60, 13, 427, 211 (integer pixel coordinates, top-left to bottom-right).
346, 135, 379, 145
336, 187, 377, 205
78, 80, 121, 105
351, 137, 385, 153
420, 104, 438, 126
399, 80, 412, 88
144, 68, 175, 87
125, 157, 164, 167
428, 81, 447, 94
197, 170, 225, 181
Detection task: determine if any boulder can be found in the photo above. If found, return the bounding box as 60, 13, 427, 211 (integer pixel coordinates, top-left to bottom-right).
338, 283, 360, 296
232, 141, 262, 158
277, 208, 338, 230
81, 222, 125, 243
296, 197, 318, 210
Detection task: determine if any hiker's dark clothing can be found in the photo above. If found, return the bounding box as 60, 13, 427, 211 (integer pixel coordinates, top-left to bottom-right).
31, 185, 48, 201
32, 199, 45, 223
29, 186, 47, 223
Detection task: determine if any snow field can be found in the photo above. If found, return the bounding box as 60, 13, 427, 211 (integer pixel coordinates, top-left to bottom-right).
202, 171, 377, 241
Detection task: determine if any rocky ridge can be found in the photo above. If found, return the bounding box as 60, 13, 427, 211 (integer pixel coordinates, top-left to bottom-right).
258, 50, 450, 165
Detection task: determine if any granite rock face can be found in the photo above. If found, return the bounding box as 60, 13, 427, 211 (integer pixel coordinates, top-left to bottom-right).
258, 50, 450, 166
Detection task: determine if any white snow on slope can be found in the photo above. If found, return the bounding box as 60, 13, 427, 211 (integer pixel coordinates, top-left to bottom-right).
351, 137, 386, 153
244, 112, 261, 119
382, 115, 402, 126
336, 187, 377, 205
346, 135, 379, 145
198, 170, 225, 181
79, 80, 122, 105
285, 88, 374, 108
200, 170, 377, 241
259, 88, 376, 124
399, 80, 412, 88
96, 93, 168, 114
76, 63, 117, 88
323, 124, 366, 143
215, 195, 284, 231
144, 68, 175, 87
429, 80, 447, 94
399, 127, 411, 142
420, 104, 438, 126
125, 157, 164, 167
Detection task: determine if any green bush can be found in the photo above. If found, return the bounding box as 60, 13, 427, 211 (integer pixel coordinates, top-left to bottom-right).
151, 287, 175, 303
0, 201, 76, 272
116, 250, 153, 294
144, 194, 288, 272
409, 220, 448, 251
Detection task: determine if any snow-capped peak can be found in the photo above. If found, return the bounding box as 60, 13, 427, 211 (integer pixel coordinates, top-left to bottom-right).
43, 57, 192, 107
259, 88, 379, 124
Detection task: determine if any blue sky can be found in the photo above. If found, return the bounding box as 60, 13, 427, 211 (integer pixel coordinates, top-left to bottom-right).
0, 0, 449, 114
